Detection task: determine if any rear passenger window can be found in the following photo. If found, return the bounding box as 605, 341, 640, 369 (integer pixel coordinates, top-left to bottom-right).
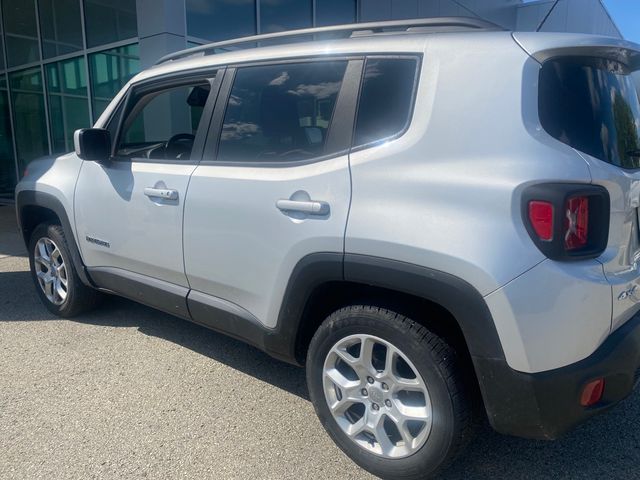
217, 61, 348, 163
354, 58, 418, 147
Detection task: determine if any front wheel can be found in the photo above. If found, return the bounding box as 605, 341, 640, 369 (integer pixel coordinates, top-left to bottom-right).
29, 223, 101, 317
306, 306, 473, 480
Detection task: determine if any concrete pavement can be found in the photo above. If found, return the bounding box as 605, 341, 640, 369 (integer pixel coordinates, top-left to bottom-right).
1, 205, 639, 479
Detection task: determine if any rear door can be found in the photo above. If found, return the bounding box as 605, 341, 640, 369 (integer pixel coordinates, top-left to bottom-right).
183, 59, 362, 328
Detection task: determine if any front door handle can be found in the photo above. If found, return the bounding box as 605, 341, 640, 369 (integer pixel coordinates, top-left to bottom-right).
144, 187, 179, 200
276, 199, 329, 215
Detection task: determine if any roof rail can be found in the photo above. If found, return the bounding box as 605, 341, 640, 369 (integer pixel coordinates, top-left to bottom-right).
155, 17, 503, 66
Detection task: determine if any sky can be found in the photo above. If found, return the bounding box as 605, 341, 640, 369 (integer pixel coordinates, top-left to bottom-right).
603, 0, 640, 43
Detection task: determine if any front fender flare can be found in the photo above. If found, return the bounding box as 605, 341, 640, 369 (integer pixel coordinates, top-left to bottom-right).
16, 190, 93, 287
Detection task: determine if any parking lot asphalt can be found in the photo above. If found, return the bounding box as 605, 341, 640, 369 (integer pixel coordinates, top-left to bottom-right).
1, 204, 640, 480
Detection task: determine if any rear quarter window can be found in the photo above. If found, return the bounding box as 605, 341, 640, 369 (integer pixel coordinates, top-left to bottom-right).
353, 57, 418, 148
539, 57, 640, 169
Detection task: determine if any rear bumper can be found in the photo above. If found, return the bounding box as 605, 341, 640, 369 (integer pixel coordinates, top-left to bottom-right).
476, 310, 640, 440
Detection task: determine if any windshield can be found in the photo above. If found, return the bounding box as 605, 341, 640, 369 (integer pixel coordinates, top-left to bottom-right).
539, 56, 640, 169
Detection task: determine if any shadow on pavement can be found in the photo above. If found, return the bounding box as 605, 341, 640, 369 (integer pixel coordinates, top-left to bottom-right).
1, 265, 639, 478
0, 206, 26, 258
0, 268, 309, 401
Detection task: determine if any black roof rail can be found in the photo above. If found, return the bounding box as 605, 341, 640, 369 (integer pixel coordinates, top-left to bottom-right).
155, 17, 503, 66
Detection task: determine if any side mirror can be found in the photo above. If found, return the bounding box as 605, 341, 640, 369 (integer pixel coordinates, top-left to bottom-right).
74, 128, 111, 162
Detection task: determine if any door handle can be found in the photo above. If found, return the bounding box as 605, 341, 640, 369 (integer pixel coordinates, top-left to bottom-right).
276, 199, 329, 215
144, 187, 179, 200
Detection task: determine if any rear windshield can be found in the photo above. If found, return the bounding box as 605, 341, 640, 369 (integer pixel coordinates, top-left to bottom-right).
539, 56, 640, 169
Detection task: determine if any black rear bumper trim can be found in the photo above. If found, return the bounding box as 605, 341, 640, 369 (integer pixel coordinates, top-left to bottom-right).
479, 310, 640, 440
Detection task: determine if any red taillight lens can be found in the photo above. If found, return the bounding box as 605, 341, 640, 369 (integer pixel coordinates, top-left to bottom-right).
528, 201, 554, 241
564, 196, 589, 250
580, 378, 605, 407
523, 184, 608, 260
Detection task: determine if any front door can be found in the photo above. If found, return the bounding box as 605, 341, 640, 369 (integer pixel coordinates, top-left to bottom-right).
75, 74, 217, 288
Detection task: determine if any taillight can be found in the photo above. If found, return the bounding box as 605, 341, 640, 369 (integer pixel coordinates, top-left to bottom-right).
523, 184, 609, 261
528, 201, 554, 241
564, 196, 589, 250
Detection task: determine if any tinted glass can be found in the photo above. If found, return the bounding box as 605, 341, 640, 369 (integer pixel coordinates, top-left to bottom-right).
116, 83, 211, 160
354, 58, 418, 147
89, 44, 140, 121
218, 61, 347, 163
539, 57, 640, 169
186, 0, 256, 41
46, 57, 91, 154
0, 30, 6, 71
0, 76, 16, 199
2, 0, 40, 67
84, 0, 137, 48
10, 68, 49, 174
39, 0, 83, 58
316, 0, 356, 26
260, 0, 311, 33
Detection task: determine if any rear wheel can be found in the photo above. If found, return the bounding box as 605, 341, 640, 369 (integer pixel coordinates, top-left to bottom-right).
29, 223, 101, 317
306, 306, 473, 480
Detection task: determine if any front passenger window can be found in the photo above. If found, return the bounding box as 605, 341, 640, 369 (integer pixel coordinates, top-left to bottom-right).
116, 82, 211, 160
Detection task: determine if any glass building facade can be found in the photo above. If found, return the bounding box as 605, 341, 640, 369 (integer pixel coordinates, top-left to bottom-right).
0, 0, 139, 200
0, 0, 624, 202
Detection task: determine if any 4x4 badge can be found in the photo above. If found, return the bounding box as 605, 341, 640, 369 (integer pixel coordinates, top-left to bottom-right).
618, 285, 638, 301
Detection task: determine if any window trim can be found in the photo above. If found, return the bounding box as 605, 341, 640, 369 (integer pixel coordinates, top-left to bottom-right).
201, 56, 363, 168
350, 54, 422, 153
108, 69, 222, 165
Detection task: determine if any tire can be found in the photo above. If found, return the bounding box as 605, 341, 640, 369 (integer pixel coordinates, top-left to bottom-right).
28, 223, 101, 317
306, 306, 473, 480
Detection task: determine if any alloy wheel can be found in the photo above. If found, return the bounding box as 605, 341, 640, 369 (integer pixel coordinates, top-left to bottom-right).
34, 237, 69, 306
322, 334, 432, 459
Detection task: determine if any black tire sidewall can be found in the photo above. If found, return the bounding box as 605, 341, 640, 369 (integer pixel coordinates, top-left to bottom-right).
307, 309, 461, 480
28, 223, 79, 317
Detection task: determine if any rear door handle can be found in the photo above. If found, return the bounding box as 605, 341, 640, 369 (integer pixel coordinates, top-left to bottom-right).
276, 199, 330, 215
144, 187, 179, 200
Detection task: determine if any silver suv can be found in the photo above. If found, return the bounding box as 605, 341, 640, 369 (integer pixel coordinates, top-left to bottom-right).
14, 18, 640, 479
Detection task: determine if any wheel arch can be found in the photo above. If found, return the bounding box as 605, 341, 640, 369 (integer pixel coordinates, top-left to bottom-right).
271, 253, 506, 365
268, 253, 509, 429
16, 190, 93, 287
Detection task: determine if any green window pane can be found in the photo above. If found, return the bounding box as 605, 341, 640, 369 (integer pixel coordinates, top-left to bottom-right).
9, 68, 49, 175
38, 0, 84, 58
84, 0, 137, 48
260, 0, 311, 33
186, 0, 256, 41
0, 36, 6, 71
316, 0, 356, 26
88, 44, 140, 121
0, 76, 16, 199
46, 57, 90, 154
2, 0, 40, 67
